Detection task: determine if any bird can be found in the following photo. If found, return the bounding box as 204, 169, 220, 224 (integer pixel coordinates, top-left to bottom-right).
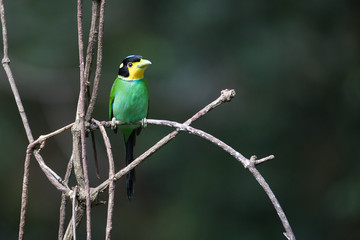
109, 55, 151, 199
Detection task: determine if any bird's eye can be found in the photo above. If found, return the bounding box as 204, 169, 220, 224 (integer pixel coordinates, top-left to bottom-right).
128, 63, 133, 68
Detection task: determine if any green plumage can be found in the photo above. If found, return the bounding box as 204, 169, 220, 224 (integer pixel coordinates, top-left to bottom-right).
109, 54, 151, 199
109, 77, 149, 140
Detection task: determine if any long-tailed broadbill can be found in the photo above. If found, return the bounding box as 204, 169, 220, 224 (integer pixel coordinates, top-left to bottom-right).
109, 55, 151, 199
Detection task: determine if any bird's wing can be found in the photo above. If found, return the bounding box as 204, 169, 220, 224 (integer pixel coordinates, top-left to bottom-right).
109, 81, 116, 120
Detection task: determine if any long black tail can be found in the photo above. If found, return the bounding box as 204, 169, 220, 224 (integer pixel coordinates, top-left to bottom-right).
125, 131, 136, 199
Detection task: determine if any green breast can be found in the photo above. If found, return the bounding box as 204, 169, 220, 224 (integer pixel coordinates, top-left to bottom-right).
110, 77, 149, 137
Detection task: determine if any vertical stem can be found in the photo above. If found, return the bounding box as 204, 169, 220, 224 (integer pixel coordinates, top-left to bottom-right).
76, 0, 91, 239
93, 120, 115, 239
17, 153, 31, 240
72, 187, 78, 240
0, 2, 34, 240
58, 155, 74, 240
85, 0, 106, 121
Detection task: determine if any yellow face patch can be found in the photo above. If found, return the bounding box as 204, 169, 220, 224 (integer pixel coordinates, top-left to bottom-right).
126, 59, 152, 80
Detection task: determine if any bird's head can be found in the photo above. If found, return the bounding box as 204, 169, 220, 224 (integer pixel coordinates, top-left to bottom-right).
118, 55, 152, 80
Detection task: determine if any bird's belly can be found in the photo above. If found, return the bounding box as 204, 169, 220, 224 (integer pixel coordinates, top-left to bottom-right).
113, 87, 148, 125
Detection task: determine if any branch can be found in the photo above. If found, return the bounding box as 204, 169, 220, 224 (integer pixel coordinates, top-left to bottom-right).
83, 0, 100, 86
76, 0, 92, 239
95, 118, 294, 240
58, 155, 74, 240
28, 122, 74, 152
93, 89, 236, 194
0, 0, 33, 143
0, 2, 35, 240
93, 119, 115, 240
85, 0, 106, 121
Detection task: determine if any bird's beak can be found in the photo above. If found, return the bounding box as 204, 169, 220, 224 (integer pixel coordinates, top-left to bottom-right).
137, 59, 152, 68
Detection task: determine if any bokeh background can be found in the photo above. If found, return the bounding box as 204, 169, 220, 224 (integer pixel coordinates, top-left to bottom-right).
1, 0, 359, 239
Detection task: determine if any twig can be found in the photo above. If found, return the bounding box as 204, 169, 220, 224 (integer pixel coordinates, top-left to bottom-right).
93, 119, 115, 240
0, 0, 33, 143
0, 2, 35, 240
91, 116, 295, 239
83, 0, 100, 85
93, 89, 236, 193
247, 156, 295, 240
58, 155, 74, 240
17, 152, 31, 240
76, 0, 92, 239
33, 151, 71, 193
85, 0, 106, 121
63, 205, 85, 240
72, 187, 78, 240
28, 122, 74, 152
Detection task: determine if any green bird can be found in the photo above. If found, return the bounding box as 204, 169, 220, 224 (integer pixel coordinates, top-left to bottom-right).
109, 55, 151, 199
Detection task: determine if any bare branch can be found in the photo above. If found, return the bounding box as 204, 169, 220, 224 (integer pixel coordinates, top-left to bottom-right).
0, 2, 35, 240
248, 156, 295, 240
93, 119, 115, 240
17, 152, 31, 240
72, 187, 78, 240
76, 0, 92, 238
63, 204, 85, 240
93, 89, 236, 193
91, 116, 295, 240
58, 155, 74, 240
0, 0, 33, 143
85, 0, 106, 121
84, 0, 100, 85
28, 122, 74, 152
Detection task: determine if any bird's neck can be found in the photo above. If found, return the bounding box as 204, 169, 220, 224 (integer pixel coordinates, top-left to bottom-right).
118, 76, 144, 82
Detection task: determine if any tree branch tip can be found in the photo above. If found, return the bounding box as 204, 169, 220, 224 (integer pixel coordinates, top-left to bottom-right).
220, 89, 236, 102
255, 154, 275, 165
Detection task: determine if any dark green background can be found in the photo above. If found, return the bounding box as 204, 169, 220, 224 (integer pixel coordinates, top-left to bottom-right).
1, 0, 359, 239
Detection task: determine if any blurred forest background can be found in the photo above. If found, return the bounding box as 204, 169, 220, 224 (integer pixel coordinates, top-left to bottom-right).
0, 0, 359, 239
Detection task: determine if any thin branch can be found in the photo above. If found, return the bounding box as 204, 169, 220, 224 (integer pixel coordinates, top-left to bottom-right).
72, 187, 78, 240
93, 119, 115, 240
0, 0, 33, 143
63, 202, 85, 240
85, 0, 106, 121
93, 89, 236, 194
33, 151, 71, 193
254, 154, 275, 165
17, 152, 31, 240
58, 155, 74, 240
247, 157, 295, 240
0, 2, 35, 240
28, 122, 74, 152
76, 0, 92, 239
83, 0, 100, 85
91, 116, 295, 240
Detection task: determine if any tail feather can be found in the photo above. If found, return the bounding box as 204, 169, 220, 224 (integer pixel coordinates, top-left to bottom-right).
125, 131, 136, 199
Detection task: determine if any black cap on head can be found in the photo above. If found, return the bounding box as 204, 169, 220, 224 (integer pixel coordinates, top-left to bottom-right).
118, 55, 143, 77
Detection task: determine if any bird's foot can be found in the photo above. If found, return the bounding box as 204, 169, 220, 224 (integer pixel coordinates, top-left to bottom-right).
111, 117, 117, 130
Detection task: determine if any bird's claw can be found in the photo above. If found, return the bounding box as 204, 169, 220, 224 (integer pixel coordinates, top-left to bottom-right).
111, 117, 117, 130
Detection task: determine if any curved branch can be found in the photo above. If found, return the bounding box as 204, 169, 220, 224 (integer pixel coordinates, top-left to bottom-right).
91, 118, 295, 240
